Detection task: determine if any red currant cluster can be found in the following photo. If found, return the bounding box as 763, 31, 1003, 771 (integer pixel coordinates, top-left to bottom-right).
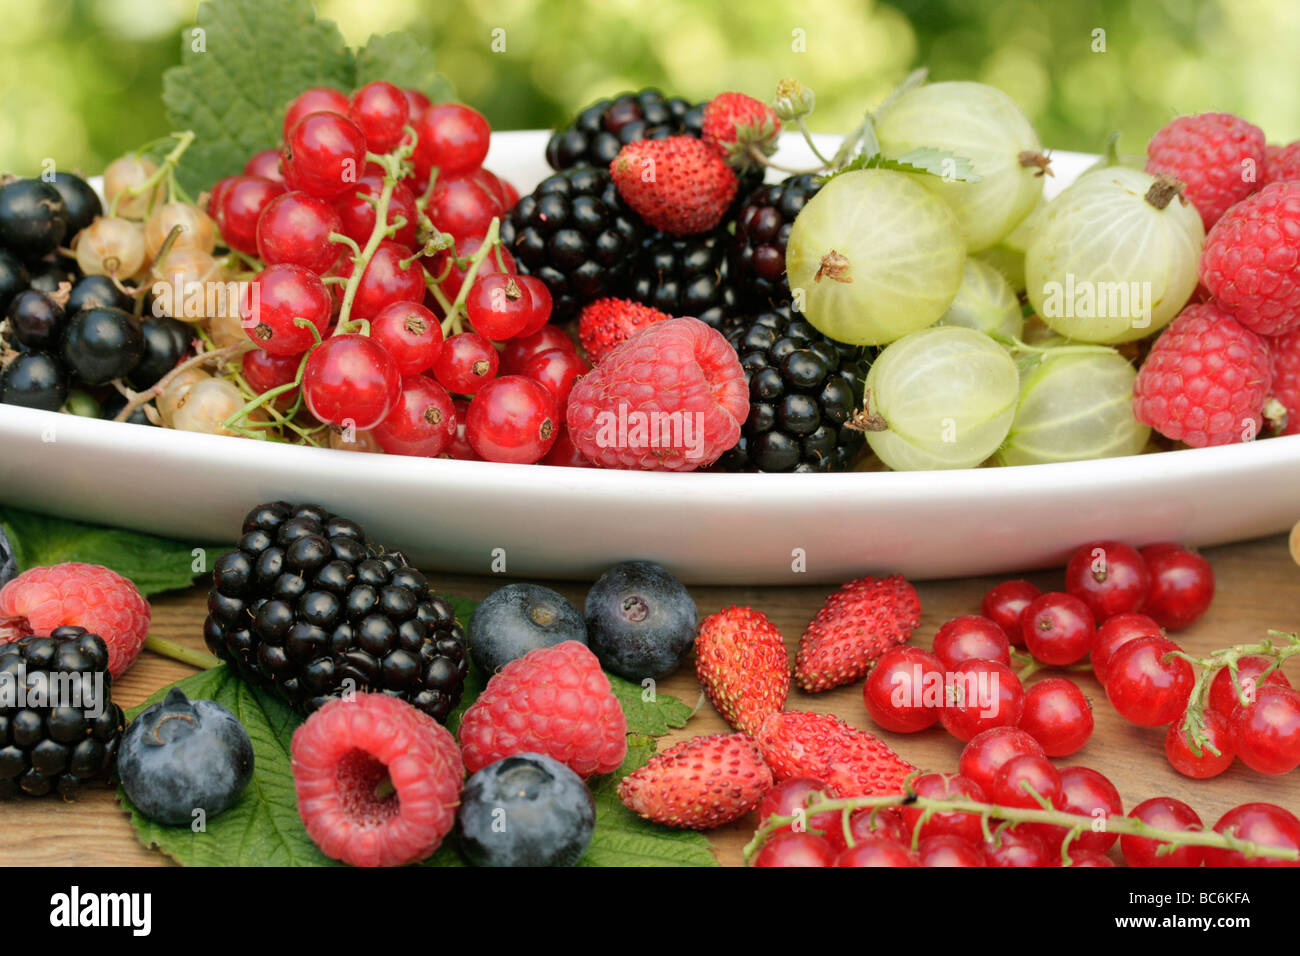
199, 83, 590, 464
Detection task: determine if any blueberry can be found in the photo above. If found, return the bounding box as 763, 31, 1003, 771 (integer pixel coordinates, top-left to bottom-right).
468, 583, 586, 675
456, 753, 595, 866
584, 561, 697, 680
117, 688, 254, 827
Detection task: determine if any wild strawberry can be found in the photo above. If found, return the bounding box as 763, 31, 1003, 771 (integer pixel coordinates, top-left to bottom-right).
695, 606, 789, 735
618, 732, 772, 829
757, 710, 915, 798
794, 574, 921, 692
701, 92, 782, 170
610, 136, 738, 236
577, 297, 671, 365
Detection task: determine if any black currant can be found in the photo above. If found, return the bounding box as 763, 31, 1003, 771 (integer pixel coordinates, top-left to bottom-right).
61, 306, 144, 385
128, 315, 192, 390
66, 275, 130, 314
48, 172, 102, 239
0, 351, 67, 411
6, 289, 65, 351
0, 179, 68, 262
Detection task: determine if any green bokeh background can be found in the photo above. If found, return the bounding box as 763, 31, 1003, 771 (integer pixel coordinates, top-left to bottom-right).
3, 0, 1298, 177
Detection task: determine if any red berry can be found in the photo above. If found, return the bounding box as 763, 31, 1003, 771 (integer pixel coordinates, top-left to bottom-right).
848, 807, 908, 846
1165, 710, 1235, 778
1018, 677, 1093, 757
539, 425, 592, 468
206, 175, 239, 219
334, 175, 418, 250
918, 835, 986, 867
1065, 849, 1115, 867
370, 375, 456, 457
1053, 766, 1123, 854
513, 274, 554, 337
403, 88, 432, 117
1229, 683, 1300, 775
442, 398, 481, 460
240, 347, 300, 410
427, 236, 515, 301
217, 175, 286, 257
940, 659, 1024, 742
428, 170, 507, 243
1207, 654, 1291, 720
1064, 540, 1150, 621
348, 81, 410, 154
465, 273, 532, 341
753, 831, 837, 867
301, 333, 401, 430
282, 87, 350, 142
243, 148, 285, 183
610, 136, 738, 236
340, 240, 427, 319
958, 727, 1045, 796
465, 375, 558, 464
1090, 612, 1163, 686
1271, 330, 1300, 436
284, 111, 368, 199
757, 777, 845, 850
500, 325, 575, 374
1145, 112, 1265, 230
369, 301, 443, 375
834, 836, 918, 867
241, 264, 332, 356
983, 828, 1050, 867
932, 615, 1011, 670
1121, 797, 1204, 867
1201, 182, 1300, 337
1139, 543, 1215, 630
256, 191, 342, 274
522, 348, 588, 410
991, 753, 1062, 810
432, 331, 498, 395
1021, 592, 1095, 666
1204, 803, 1300, 867
900, 772, 986, 845
1104, 636, 1194, 726
980, 579, 1040, 648
412, 103, 491, 177
863, 644, 944, 734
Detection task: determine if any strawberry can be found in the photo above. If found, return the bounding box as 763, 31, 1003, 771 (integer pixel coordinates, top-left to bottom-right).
757, 710, 915, 798
618, 732, 773, 829
695, 606, 789, 735
794, 574, 921, 692
701, 92, 782, 169
609, 136, 738, 236
577, 297, 671, 365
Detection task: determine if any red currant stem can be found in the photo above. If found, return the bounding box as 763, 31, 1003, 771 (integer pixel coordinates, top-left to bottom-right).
220, 320, 319, 431
228, 366, 307, 439
144, 634, 220, 671
111, 341, 253, 422
839, 807, 854, 848
1058, 828, 1086, 866
387, 214, 409, 238
1011, 647, 1091, 680
425, 274, 455, 316
107, 130, 195, 219
334, 156, 402, 336
228, 249, 263, 272
437, 216, 503, 338
742, 794, 1300, 864
397, 250, 423, 271
320, 275, 348, 286
416, 166, 440, 216
328, 231, 362, 258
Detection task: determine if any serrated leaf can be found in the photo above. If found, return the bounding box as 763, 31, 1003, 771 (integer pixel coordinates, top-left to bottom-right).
162, 0, 353, 194
354, 33, 453, 103
822, 146, 981, 186
0, 506, 216, 596
607, 673, 695, 736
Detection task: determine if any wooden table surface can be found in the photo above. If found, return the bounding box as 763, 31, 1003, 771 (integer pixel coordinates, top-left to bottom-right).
4, 532, 1298, 867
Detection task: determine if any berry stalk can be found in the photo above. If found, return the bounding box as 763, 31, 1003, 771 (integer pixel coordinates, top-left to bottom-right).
106, 130, 195, 219
425, 217, 504, 337
144, 634, 220, 671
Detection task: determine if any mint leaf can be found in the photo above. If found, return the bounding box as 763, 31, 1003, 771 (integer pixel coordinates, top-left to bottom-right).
608, 673, 696, 736
0, 506, 215, 596
354, 33, 453, 102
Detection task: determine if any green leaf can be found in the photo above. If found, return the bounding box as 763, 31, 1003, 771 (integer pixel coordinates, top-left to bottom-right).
0, 506, 216, 596
353, 33, 453, 102
607, 673, 696, 736
822, 147, 981, 186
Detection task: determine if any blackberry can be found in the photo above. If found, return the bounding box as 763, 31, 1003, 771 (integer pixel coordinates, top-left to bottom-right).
499, 167, 642, 321
545, 89, 703, 171
717, 306, 867, 472
626, 230, 739, 329
203, 502, 470, 723
0, 628, 125, 799
729, 173, 824, 308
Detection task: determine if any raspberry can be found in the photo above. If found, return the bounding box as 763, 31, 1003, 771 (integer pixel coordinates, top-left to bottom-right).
610, 136, 738, 236
1200, 182, 1300, 336
1269, 331, 1300, 435
1264, 142, 1300, 186
578, 297, 671, 365
291, 693, 463, 867
0, 563, 150, 678
1132, 302, 1273, 447
456, 641, 627, 778
1145, 112, 1265, 229
566, 316, 748, 470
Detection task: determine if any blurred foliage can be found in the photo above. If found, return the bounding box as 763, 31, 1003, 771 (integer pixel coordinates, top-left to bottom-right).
3, 0, 1300, 180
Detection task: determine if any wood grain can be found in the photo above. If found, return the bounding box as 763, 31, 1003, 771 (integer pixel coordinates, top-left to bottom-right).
3, 533, 1297, 867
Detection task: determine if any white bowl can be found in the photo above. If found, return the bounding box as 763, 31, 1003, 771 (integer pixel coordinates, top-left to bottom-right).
1, 132, 1295, 584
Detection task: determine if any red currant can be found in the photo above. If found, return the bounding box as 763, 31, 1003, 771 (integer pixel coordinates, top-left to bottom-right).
833, 837, 918, 867
1204, 803, 1300, 867
334, 175, 418, 249
241, 264, 332, 356
240, 347, 299, 410
940, 658, 1024, 742
900, 772, 987, 845
348, 81, 410, 154
369, 300, 443, 375
1207, 655, 1292, 720
863, 645, 944, 733
412, 102, 491, 177
1090, 612, 1162, 686
980, 579, 1040, 648
918, 835, 986, 867
427, 236, 515, 301
1229, 684, 1300, 774
752, 830, 837, 867
465, 273, 532, 341
1053, 766, 1122, 853
341, 240, 427, 319
848, 807, 908, 846
371, 375, 456, 457
284, 111, 368, 199
243, 148, 285, 184
403, 88, 432, 117
1165, 710, 1235, 778
1064, 849, 1114, 866
932, 615, 1011, 670
1140, 543, 1215, 630
757, 777, 845, 851
540, 425, 593, 468
432, 332, 498, 395
1021, 592, 1095, 666
255, 191, 342, 274
513, 274, 554, 337
465, 375, 558, 464
207, 175, 239, 219
442, 398, 482, 460
282, 87, 350, 142
301, 333, 401, 430
428, 170, 507, 243
1018, 677, 1093, 757
991, 753, 1062, 810
522, 348, 588, 410
1064, 539, 1150, 621
500, 325, 575, 374
1121, 797, 1204, 867
1104, 636, 1193, 726
983, 828, 1050, 867
218, 175, 286, 257
958, 727, 1046, 795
